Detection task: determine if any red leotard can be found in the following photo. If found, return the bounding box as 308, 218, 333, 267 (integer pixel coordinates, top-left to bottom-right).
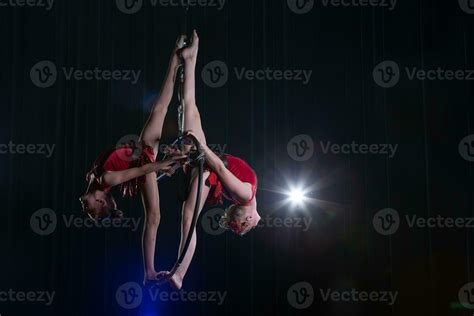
89, 143, 156, 197
206, 154, 257, 206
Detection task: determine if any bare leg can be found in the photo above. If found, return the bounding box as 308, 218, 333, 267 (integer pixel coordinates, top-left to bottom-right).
140, 173, 161, 282
154, 31, 213, 289
169, 169, 210, 289
140, 48, 180, 284
181, 30, 207, 146
140, 49, 181, 152
172, 31, 211, 286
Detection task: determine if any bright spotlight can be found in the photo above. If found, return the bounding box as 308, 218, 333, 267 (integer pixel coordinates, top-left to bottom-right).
286, 186, 308, 207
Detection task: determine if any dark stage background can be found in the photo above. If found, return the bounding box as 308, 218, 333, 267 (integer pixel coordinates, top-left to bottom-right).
1, 0, 474, 315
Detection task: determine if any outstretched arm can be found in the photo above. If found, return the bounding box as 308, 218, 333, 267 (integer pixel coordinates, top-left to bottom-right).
201, 144, 253, 204
181, 131, 254, 205
102, 156, 185, 187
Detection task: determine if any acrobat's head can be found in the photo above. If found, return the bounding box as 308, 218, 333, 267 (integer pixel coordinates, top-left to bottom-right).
79, 189, 123, 221
219, 200, 261, 236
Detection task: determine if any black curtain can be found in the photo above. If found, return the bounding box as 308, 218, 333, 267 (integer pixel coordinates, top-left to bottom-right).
1, 0, 473, 315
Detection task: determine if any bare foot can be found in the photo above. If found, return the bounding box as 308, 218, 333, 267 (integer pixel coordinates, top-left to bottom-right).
154, 271, 183, 290
143, 271, 160, 286
181, 30, 199, 61
176, 34, 188, 49
168, 273, 183, 290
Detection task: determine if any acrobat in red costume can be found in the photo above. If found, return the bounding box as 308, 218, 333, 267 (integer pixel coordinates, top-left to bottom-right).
80, 31, 260, 289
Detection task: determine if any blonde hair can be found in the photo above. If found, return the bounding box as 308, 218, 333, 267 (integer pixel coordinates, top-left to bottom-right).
219, 205, 252, 235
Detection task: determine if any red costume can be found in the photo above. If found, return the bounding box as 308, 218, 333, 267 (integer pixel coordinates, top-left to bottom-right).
89, 143, 156, 197
206, 154, 257, 206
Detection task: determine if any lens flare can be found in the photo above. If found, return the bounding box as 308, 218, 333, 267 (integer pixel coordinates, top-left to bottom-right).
286, 186, 308, 207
